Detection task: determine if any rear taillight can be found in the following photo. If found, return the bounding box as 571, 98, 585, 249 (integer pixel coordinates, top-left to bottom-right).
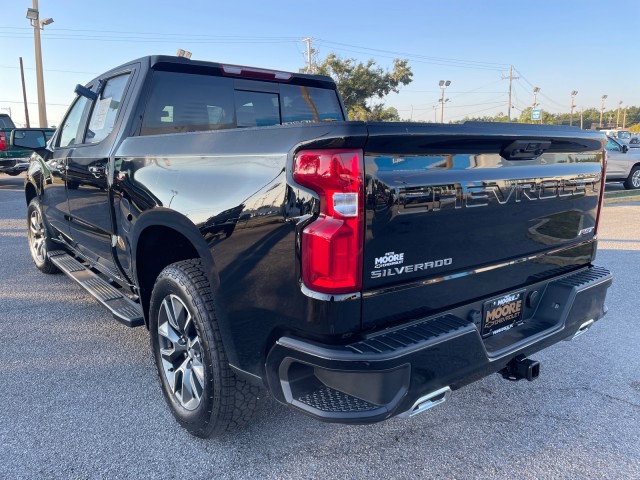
293, 149, 364, 294
0, 132, 7, 151
594, 150, 607, 236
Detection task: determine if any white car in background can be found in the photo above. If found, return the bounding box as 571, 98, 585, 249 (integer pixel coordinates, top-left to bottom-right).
605, 136, 640, 189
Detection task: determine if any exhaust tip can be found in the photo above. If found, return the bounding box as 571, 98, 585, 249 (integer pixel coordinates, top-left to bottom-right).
399, 386, 451, 418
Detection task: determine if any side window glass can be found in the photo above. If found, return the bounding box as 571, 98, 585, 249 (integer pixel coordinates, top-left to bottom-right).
86, 74, 130, 144
58, 96, 89, 148
606, 139, 620, 152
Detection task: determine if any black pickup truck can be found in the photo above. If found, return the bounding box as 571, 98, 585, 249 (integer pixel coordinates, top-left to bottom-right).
16, 55, 612, 438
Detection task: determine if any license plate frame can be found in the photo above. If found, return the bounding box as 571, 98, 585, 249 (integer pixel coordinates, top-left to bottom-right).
481, 290, 526, 338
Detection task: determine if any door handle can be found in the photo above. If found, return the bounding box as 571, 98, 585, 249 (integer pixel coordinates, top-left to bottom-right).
89, 164, 106, 178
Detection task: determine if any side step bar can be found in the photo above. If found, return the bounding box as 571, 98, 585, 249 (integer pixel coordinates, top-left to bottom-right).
48, 250, 144, 327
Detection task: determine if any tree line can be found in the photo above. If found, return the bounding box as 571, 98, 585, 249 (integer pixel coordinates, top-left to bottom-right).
461, 106, 640, 130
308, 54, 640, 131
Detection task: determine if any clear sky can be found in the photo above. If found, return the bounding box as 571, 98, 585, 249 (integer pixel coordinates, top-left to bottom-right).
1, 0, 638, 127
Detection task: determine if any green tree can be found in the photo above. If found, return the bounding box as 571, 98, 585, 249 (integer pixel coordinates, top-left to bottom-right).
315, 54, 413, 121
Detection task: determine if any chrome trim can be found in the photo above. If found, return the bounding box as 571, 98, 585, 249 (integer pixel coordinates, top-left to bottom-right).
363, 240, 595, 298
568, 319, 595, 341
398, 386, 451, 418
300, 282, 361, 302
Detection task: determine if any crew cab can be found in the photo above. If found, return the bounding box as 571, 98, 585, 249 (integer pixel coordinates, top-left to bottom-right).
17, 55, 612, 437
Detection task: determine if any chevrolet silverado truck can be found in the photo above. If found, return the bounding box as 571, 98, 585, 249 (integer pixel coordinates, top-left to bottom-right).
0, 114, 54, 176
16, 55, 612, 438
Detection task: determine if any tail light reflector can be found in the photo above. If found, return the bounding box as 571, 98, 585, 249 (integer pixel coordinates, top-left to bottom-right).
0, 131, 7, 151
293, 149, 364, 294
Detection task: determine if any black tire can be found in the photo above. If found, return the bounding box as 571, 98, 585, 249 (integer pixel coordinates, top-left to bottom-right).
27, 198, 59, 274
623, 165, 640, 190
149, 259, 260, 437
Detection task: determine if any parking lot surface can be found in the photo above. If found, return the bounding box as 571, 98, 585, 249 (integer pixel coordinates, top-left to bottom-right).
1, 174, 639, 479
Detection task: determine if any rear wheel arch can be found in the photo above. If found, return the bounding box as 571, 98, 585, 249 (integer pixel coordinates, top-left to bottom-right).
131, 209, 220, 325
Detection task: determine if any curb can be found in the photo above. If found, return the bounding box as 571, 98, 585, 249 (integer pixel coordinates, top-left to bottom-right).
603, 191, 640, 205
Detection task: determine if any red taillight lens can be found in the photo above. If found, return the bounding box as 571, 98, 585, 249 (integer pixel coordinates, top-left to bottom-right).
293, 149, 364, 294
0, 132, 7, 151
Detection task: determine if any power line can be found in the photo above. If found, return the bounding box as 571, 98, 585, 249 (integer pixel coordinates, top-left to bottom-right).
0, 65, 99, 75
314, 40, 508, 71
315, 39, 508, 68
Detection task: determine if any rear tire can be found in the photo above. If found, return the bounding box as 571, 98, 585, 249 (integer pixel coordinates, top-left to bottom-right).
27, 198, 59, 274
149, 259, 260, 437
623, 166, 640, 190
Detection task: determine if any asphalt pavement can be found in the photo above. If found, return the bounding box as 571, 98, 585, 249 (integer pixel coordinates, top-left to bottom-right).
1, 173, 639, 479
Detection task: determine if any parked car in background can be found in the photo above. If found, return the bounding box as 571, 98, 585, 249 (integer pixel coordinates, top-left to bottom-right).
601, 129, 632, 144
0, 114, 54, 176
628, 136, 640, 148
605, 136, 640, 189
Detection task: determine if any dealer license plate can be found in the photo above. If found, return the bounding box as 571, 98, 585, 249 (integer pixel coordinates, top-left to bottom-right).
481, 290, 525, 337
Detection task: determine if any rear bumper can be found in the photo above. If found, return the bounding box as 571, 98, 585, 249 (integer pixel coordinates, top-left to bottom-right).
265, 265, 612, 423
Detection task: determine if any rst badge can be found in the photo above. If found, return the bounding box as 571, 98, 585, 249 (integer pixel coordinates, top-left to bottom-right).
481, 290, 525, 337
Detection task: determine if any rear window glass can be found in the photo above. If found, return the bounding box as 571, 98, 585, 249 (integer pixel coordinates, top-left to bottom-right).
141, 70, 343, 136
141, 71, 236, 135
280, 85, 343, 124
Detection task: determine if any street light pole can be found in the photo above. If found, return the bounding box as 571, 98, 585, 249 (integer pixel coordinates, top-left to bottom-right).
569, 90, 578, 127
599, 95, 607, 128
616, 101, 622, 128
439, 80, 451, 124
27, 1, 53, 128
532, 87, 540, 123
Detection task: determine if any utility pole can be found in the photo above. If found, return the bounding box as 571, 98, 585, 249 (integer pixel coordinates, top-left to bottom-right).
433, 105, 437, 123
26, 1, 53, 128
569, 90, 578, 126
502, 65, 518, 121
19, 57, 30, 128
303, 37, 313, 74
600, 95, 607, 128
623, 106, 627, 129
616, 101, 622, 128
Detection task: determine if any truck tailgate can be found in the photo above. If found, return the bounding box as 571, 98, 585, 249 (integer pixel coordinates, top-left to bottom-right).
361, 122, 605, 330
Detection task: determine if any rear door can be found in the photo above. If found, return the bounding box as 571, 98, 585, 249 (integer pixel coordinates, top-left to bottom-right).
361, 123, 605, 328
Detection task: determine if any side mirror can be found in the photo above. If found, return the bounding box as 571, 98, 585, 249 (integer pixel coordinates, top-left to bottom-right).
622, 144, 629, 153
74, 84, 97, 101
11, 129, 48, 150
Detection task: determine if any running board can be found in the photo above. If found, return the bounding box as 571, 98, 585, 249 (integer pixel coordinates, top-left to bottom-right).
48, 250, 144, 327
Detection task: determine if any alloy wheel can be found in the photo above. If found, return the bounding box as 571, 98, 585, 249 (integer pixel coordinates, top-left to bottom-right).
157, 294, 205, 410
28, 208, 46, 263
633, 170, 640, 188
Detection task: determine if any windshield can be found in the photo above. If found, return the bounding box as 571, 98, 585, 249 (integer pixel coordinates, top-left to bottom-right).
0, 116, 16, 129
617, 131, 631, 140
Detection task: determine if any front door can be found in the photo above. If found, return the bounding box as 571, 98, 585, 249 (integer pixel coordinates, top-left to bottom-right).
66, 72, 132, 275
